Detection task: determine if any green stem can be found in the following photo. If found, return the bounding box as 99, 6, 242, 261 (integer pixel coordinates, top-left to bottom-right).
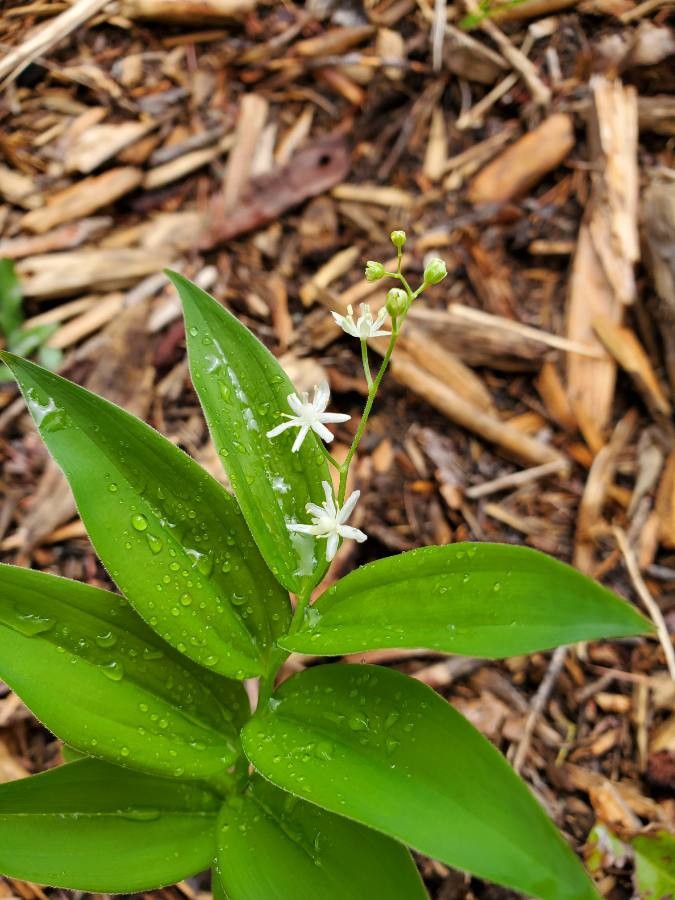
257, 585, 312, 709
338, 330, 398, 505
317, 441, 341, 470
257, 646, 286, 709
384, 271, 414, 296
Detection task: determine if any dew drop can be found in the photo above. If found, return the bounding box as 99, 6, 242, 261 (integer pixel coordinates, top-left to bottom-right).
10, 606, 55, 637
102, 660, 124, 681
131, 513, 148, 532
121, 807, 161, 821
95, 630, 118, 649
314, 741, 334, 761
146, 533, 163, 554
348, 713, 369, 732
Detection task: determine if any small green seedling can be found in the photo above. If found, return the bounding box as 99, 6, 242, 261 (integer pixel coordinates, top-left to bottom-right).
0, 259, 61, 381
0, 233, 652, 899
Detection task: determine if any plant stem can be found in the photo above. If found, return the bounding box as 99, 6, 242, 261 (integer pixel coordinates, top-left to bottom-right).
338, 330, 397, 505
336, 274, 420, 505
384, 270, 415, 297
287, 586, 312, 635
317, 441, 341, 470
257, 585, 312, 709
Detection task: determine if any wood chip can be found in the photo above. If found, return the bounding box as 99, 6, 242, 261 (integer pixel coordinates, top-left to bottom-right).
121, 0, 256, 21
655, 449, 675, 550
65, 120, 157, 174
21, 167, 142, 233
0, 164, 42, 209
331, 183, 414, 207
222, 93, 269, 212
143, 144, 223, 190
574, 409, 638, 573
593, 316, 672, 418
16, 248, 174, 298
467, 113, 574, 205
566, 76, 639, 429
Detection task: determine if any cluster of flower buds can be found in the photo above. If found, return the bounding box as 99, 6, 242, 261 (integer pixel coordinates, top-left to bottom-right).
364, 230, 448, 291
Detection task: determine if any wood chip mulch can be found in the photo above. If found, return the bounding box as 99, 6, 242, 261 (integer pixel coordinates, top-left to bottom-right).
0, 0, 674, 897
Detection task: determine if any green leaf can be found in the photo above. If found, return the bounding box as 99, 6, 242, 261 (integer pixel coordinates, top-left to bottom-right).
0, 258, 23, 338
632, 831, 675, 899
585, 823, 630, 874
60, 744, 86, 764
280, 544, 652, 658
1, 352, 291, 679
242, 664, 599, 900
214, 775, 426, 900
168, 271, 330, 594
0, 564, 247, 779
8, 323, 57, 358
0, 758, 219, 892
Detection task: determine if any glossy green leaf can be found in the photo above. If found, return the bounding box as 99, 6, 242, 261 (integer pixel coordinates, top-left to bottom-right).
169, 271, 330, 594
1, 352, 291, 679
0, 564, 247, 779
280, 543, 652, 658
0, 758, 219, 891
214, 775, 426, 900
60, 744, 86, 763
242, 664, 599, 900
632, 831, 675, 899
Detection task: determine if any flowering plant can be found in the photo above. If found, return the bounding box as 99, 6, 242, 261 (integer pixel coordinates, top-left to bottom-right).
0, 232, 651, 899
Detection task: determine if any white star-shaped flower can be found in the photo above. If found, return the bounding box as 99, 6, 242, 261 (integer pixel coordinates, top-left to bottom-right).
332, 303, 391, 339
266, 381, 350, 453
287, 480, 367, 561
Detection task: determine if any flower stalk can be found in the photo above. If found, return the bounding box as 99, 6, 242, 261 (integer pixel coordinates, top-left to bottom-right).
267, 230, 447, 577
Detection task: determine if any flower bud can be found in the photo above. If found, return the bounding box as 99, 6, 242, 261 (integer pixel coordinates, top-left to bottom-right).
385, 287, 409, 319
390, 230, 406, 249
365, 260, 385, 282
423, 257, 447, 285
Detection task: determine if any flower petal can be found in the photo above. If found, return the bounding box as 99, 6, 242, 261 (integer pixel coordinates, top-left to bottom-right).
305, 502, 326, 519
266, 420, 296, 438
322, 481, 337, 518
326, 532, 340, 561
311, 421, 335, 443
337, 489, 361, 523
287, 523, 320, 536
312, 380, 330, 412
318, 413, 351, 425
287, 393, 303, 415
291, 425, 310, 453
338, 525, 367, 543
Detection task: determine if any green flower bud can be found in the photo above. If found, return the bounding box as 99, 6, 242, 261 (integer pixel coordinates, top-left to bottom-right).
365, 260, 385, 282
385, 287, 409, 319
423, 257, 447, 285
390, 230, 406, 249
